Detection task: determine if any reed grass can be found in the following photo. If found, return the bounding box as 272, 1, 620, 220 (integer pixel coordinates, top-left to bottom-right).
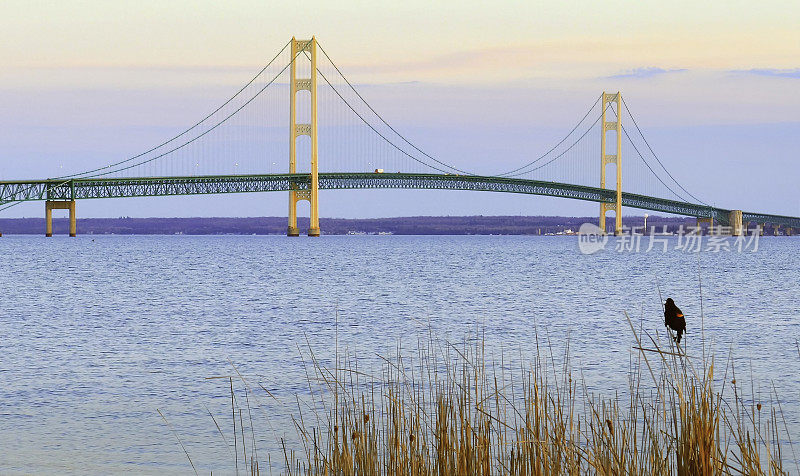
196, 322, 795, 475
264, 323, 793, 475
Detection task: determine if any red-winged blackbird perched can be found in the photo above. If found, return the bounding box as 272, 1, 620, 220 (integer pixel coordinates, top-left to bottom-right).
664, 298, 686, 343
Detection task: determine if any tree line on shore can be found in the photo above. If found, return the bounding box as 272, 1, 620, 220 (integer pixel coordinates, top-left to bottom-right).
0, 215, 698, 235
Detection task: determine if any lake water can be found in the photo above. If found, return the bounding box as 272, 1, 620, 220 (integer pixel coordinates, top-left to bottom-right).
1, 235, 798, 474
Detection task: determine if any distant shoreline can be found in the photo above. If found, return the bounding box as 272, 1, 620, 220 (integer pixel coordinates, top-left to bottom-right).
0, 215, 698, 236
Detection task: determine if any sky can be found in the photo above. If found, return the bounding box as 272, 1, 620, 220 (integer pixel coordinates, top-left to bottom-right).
1, 0, 798, 218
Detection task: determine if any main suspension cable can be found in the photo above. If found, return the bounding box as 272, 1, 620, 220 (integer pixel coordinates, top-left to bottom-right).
621, 97, 708, 205
316, 42, 472, 175
621, 124, 688, 202
310, 52, 459, 175
503, 102, 610, 178
80, 46, 303, 178
52, 40, 292, 180
497, 95, 601, 177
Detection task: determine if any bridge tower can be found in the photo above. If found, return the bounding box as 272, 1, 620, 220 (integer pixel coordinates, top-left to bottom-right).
599, 92, 622, 235
287, 37, 320, 237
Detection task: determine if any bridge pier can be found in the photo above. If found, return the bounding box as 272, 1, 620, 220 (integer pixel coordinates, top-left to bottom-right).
729, 210, 744, 236
697, 217, 714, 235
45, 200, 76, 237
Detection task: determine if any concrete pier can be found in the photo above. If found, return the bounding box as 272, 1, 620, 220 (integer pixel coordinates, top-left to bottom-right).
45, 200, 76, 237
729, 210, 744, 236
697, 217, 714, 234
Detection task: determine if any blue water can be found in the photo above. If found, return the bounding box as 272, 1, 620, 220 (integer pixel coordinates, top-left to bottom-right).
1, 235, 798, 474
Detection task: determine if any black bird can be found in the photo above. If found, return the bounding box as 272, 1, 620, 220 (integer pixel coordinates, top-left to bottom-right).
663, 298, 686, 343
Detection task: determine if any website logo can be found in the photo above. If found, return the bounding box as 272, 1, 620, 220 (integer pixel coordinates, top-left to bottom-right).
577, 223, 608, 254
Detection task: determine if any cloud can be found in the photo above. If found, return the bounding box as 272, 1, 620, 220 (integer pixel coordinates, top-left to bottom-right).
17, 64, 260, 74
731, 68, 800, 79
606, 67, 688, 79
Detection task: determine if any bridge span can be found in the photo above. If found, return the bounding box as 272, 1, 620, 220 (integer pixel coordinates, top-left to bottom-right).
2, 173, 798, 236
1, 36, 798, 237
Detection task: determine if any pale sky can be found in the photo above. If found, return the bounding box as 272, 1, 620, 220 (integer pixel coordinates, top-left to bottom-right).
1, 0, 798, 218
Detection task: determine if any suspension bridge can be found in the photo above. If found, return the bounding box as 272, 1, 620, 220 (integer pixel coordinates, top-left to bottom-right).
1, 37, 798, 237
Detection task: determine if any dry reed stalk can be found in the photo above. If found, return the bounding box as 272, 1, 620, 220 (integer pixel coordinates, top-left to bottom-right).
271, 329, 792, 476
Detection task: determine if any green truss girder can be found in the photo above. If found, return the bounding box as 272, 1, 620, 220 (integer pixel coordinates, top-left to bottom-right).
1, 173, 799, 227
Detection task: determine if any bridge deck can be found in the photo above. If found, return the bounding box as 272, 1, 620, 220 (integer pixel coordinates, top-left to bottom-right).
1, 173, 798, 227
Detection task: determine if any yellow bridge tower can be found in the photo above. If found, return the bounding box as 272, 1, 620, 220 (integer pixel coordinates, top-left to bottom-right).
599, 91, 622, 235
287, 37, 320, 237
